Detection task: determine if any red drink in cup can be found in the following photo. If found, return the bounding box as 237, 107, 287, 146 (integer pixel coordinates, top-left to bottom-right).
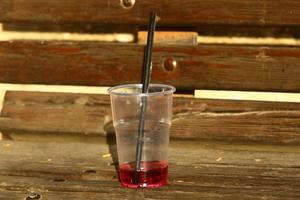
119, 161, 168, 188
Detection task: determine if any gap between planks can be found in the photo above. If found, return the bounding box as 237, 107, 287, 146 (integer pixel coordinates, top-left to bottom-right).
1, 29, 300, 46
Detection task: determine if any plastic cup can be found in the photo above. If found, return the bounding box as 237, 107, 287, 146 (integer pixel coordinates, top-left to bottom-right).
108, 84, 175, 188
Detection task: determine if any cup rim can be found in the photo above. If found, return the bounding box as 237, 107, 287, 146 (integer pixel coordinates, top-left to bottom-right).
108, 84, 176, 97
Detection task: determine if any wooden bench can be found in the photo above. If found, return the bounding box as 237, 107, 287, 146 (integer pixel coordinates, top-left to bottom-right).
0, 1, 300, 199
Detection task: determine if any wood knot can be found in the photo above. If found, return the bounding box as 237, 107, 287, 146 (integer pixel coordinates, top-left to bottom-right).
163, 57, 177, 71
120, 0, 135, 9
26, 193, 41, 200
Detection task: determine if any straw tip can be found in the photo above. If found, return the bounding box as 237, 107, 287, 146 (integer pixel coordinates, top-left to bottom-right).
150, 12, 160, 23
150, 11, 158, 20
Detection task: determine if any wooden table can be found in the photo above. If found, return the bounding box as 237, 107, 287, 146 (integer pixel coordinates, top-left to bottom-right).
1, 139, 299, 200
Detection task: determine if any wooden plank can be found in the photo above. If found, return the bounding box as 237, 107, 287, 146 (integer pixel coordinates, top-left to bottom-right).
2, 91, 300, 144
1, 0, 300, 26
172, 97, 300, 143
0, 92, 112, 135
0, 140, 299, 199
138, 31, 198, 46
1, 41, 300, 92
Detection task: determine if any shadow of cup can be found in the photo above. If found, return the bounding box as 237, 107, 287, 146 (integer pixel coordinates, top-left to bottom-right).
104, 121, 119, 179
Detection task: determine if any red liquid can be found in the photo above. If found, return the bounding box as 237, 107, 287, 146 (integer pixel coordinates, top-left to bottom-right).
119, 161, 168, 188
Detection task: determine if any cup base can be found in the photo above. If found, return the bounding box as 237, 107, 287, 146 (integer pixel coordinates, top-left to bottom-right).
119, 161, 168, 189
121, 181, 167, 189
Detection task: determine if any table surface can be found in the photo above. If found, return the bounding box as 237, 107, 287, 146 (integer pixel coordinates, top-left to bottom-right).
0, 139, 300, 200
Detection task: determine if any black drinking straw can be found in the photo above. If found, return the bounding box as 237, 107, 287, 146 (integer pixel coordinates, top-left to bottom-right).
134, 11, 157, 185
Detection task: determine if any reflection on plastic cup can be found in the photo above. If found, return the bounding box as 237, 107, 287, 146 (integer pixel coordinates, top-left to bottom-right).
108, 84, 175, 188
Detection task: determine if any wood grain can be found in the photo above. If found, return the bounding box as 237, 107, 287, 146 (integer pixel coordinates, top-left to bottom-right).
0, 140, 299, 199
0, 92, 112, 135
2, 91, 300, 144
173, 97, 300, 144
1, 41, 300, 92
1, 0, 300, 26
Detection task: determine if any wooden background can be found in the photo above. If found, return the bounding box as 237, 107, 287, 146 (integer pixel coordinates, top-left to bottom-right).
0, 0, 300, 144
1, 0, 300, 26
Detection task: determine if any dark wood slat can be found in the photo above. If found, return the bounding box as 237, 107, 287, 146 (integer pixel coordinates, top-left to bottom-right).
1, 0, 300, 26
0, 140, 299, 199
1, 91, 300, 144
2, 22, 138, 34
1, 41, 300, 92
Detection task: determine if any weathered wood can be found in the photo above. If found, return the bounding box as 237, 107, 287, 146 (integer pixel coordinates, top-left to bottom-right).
2, 91, 300, 144
0, 140, 299, 199
173, 97, 300, 144
0, 92, 111, 135
0, 92, 111, 136
1, 0, 300, 26
1, 41, 300, 92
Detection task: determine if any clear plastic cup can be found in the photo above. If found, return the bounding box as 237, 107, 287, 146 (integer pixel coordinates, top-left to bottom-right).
108, 84, 175, 188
